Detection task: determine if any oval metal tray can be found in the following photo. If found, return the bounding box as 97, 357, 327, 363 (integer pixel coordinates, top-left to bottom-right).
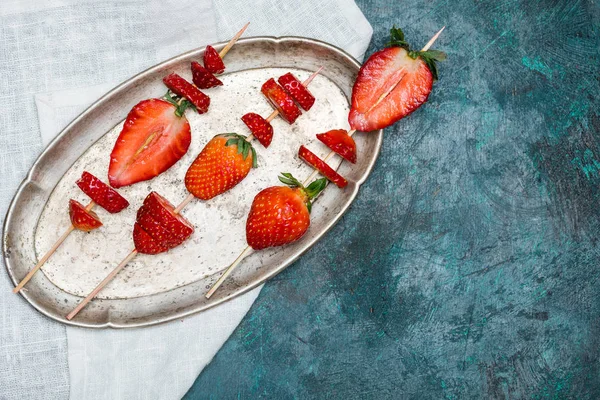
3, 36, 382, 328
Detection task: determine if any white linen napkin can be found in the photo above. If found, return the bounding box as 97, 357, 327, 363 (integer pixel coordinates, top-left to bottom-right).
21, 1, 372, 399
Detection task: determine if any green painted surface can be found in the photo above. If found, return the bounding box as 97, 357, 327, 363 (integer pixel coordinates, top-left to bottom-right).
186, 0, 600, 398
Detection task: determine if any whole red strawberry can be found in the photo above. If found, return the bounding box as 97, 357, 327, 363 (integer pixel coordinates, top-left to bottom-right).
185, 133, 256, 200
246, 173, 327, 250
349, 26, 445, 132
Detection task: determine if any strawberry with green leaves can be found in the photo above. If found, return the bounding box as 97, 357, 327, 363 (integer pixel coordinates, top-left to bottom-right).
349, 26, 445, 132
246, 173, 327, 250
185, 133, 256, 201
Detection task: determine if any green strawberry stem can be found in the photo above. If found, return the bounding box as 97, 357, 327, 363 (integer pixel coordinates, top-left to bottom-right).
164, 90, 197, 117
223, 133, 257, 168
278, 172, 327, 213
386, 25, 446, 80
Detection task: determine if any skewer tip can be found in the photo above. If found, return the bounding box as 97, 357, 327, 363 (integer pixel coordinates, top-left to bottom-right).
421, 26, 446, 52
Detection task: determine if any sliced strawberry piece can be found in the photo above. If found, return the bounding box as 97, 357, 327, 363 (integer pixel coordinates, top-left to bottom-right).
278, 73, 315, 111
348, 47, 433, 132
261, 78, 301, 124
191, 61, 223, 89
133, 222, 169, 254
203, 45, 226, 74
137, 192, 194, 243
298, 145, 348, 188
316, 129, 357, 164
136, 212, 180, 248
163, 73, 210, 114
69, 199, 103, 232
241, 113, 273, 148
108, 99, 191, 188
76, 171, 129, 213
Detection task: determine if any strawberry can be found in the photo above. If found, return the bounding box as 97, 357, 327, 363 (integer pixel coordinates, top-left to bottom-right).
69, 199, 102, 232
108, 99, 191, 188
133, 223, 169, 254
133, 192, 194, 254
241, 113, 273, 148
203, 45, 226, 74
246, 173, 326, 250
136, 192, 194, 245
261, 78, 301, 124
316, 129, 357, 164
191, 61, 223, 89
278, 72, 315, 111
76, 171, 129, 213
298, 145, 348, 188
163, 73, 210, 114
348, 26, 445, 132
185, 133, 256, 200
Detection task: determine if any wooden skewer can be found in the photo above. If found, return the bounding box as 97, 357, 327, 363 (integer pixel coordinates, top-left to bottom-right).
219, 22, 250, 59
13, 201, 96, 294
246, 66, 324, 142
206, 28, 446, 298
66, 249, 138, 320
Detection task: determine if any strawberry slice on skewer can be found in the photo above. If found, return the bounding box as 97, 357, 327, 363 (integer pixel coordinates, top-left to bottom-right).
298, 145, 348, 188
76, 171, 129, 213
261, 78, 302, 124
163, 73, 210, 114
191, 61, 223, 89
108, 99, 191, 188
133, 223, 170, 255
241, 113, 273, 148
137, 192, 194, 245
185, 133, 256, 200
316, 129, 357, 164
349, 26, 445, 132
204, 45, 226, 74
246, 173, 327, 250
278, 72, 316, 111
69, 200, 103, 232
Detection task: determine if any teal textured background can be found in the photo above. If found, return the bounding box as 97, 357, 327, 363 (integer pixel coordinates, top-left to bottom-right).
186, 0, 600, 398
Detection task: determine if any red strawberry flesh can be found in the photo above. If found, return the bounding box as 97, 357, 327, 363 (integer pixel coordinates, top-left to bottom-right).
108, 99, 191, 188
278, 72, 315, 111
163, 73, 210, 114
133, 222, 169, 254
261, 78, 301, 124
137, 192, 194, 243
203, 45, 226, 74
69, 199, 103, 232
298, 145, 348, 188
348, 47, 433, 132
191, 61, 223, 89
316, 129, 357, 164
76, 171, 129, 213
241, 113, 273, 148
246, 186, 310, 250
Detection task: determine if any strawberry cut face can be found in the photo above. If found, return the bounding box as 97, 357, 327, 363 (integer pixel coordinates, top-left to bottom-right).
349, 47, 433, 132
261, 78, 301, 124
108, 99, 191, 188
298, 145, 348, 188
316, 129, 357, 164
69, 199, 103, 232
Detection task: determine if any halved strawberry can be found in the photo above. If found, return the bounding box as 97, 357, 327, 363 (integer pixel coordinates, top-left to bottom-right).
69, 199, 102, 232
348, 27, 444, 132
261, 78, 301, 124
133, 222, 169, 254
278, 73, 315, 111
241, 113, 273, 148
185, 134, 255, 200
137, 192, 194, 244
246, 173, 326, 250
298, 145, 348, 188
203, 45, 226, 74
76, 171, 129, 213
316, 129, 357, 164
191, 61, 223, 89
108, 99, 191, 188
163, 73, 210, 114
